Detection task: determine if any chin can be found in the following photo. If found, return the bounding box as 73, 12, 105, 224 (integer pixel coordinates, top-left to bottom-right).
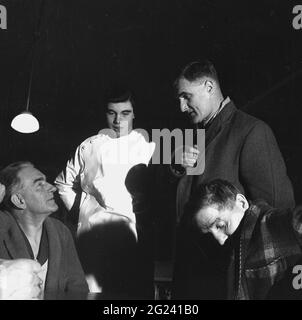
190, 118, 200, 125
50, 204, 59, 212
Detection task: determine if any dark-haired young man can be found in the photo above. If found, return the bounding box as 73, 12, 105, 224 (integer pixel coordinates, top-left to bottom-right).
188, 179, 302, 299
55, 88, 155, 297
172, 60, 295, 299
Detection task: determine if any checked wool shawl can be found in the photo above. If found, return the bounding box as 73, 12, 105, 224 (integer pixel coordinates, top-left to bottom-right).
236, 201, 302, 299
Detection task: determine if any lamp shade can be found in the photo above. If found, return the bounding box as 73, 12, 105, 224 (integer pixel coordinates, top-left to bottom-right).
11, 111, 40, 133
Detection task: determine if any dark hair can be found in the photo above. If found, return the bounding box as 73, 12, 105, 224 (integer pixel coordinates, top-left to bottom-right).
188, 179, 241, 216
0, 161, 33, 210
175, 60, 220, 86
104, 86, 135, 109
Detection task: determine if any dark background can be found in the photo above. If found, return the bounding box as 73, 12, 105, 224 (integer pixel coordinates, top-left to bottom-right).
0, 0, 301, 203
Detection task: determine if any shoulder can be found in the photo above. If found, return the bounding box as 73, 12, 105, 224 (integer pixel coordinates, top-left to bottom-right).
0, 210, 15, 232
223, 100, 265, 129
47, 217, 73, 239
131, 130, 155, 146
219, 101, 270, 138
130, 130, 149, 141
131, 130, 156, 158
253, 203, 293, 238
78, 133, 109, 151
233, 107, 269, 132
246, 203, 293, 253
228, 107, 276, 143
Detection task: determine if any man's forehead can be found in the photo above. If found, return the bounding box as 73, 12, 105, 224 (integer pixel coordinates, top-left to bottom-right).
177, 78, 205, 94
107, 100, 133, 111
196, 206, 220, 225
18, 166, 45, 183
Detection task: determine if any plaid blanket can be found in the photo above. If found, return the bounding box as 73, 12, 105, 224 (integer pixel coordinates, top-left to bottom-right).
237, 201, 302, 299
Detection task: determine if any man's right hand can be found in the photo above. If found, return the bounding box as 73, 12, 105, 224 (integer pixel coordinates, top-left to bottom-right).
0, 259, 43, 300
181, 145, 200, 170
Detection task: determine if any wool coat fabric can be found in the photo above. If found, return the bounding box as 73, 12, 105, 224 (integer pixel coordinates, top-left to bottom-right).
231, 201, 302, 299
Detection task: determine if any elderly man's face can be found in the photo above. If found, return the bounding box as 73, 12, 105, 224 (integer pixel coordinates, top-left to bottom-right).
17, 166, 58, 215
106, 100, 134, 138
177, 77, 213, 125
194, 195, 248, 245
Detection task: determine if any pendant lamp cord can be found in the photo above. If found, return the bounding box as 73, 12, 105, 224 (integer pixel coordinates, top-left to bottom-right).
25, 0, 46, 112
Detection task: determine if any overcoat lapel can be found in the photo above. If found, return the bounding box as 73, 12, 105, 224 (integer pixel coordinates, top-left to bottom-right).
44, 218, 62, 292
2, 212, 31, 260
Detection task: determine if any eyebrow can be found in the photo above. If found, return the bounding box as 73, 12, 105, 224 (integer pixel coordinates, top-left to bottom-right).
33, 176, 46, 184
106, 109, 133, 113
178, 92, 191, 98
203, 218, 218, 231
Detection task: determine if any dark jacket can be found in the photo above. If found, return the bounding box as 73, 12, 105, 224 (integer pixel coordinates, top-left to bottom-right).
0, 210, 89, 297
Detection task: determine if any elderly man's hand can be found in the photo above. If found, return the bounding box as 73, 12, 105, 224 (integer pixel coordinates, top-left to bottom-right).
0, 259, 43, 300
0, 183, 5, 203
181, 145, 200, 170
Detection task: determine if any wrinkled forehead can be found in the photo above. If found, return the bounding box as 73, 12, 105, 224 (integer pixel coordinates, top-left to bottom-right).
17, 165, 45, 185
195, 205, 220, 227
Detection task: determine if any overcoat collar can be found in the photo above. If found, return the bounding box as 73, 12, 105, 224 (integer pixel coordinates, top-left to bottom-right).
204, 100, 237, 146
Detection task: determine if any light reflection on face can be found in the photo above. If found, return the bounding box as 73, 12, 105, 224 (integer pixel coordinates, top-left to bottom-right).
106, 100, 134, 138
177, 77, 212, 124
194, 195, 248, 245
18, 166, 58, 215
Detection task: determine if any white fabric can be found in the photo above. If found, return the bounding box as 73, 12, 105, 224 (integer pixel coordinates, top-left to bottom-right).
38, 260, 48, 292
55, 130, 155, 237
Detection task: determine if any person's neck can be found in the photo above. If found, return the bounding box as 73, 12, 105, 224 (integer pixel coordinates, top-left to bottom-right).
233, 210, 246, 236
214, 94, 224, 111
112, 129, 133, 139
203, 94, 225, 126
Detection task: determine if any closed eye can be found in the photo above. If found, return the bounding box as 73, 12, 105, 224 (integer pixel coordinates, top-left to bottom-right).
179, 93, 191, 101
122, 111, 132, 116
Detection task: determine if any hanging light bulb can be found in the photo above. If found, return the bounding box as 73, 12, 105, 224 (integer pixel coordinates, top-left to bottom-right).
10, 51, 40, 134
10, 0, 45, 134
11, 111, 39, 133
10, 54, 40, 134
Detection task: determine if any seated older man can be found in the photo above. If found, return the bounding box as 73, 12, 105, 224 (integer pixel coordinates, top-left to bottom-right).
184, 179, 302, 300
0, 162, 88, 299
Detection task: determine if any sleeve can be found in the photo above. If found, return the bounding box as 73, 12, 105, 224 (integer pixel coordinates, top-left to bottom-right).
169, 146, 186, 179
150, 138, 184, 183
55, 145, 84, 211
240, 121, 295, 209
63, 225, 89, 293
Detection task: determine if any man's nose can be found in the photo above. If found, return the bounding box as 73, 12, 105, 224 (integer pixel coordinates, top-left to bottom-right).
47, 183, 57, 193
216, 236, 226, 246
211, 230, 226, 246
114, 114, 120, 124
180, 98, 188, 112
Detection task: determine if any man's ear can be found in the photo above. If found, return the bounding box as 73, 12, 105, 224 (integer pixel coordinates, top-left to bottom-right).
204, 79, 214, 93
236, 193, 249, 210
10, 193, 26, 209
